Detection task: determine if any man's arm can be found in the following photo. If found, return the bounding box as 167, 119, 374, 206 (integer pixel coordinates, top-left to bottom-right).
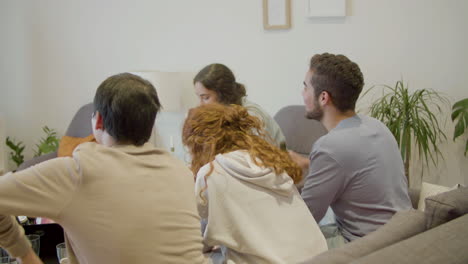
0, 157, 80, 258
0, 216, 31, 258
0, 217, 42, 263
289, 151, 310, 175
18, 248, 43, 264
300, 151, 344, 223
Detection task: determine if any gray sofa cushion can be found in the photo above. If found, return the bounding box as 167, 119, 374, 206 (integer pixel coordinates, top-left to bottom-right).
65, 103, 93, 138
425, 187, 468, 229
273, 105, 327, 156
16, 152, 57, 172
305, 210, 425, 264
350, 214, 468, 264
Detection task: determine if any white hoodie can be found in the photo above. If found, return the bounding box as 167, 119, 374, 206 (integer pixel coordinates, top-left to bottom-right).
195, 150, 327, 264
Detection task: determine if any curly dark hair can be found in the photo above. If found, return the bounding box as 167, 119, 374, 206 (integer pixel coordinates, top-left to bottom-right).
193, 63, 246, 105
309, 53, 364, 112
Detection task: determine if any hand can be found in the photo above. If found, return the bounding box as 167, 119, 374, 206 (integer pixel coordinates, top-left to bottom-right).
18, 248, 43, 264
202, 245, 221, 254
289, 151, 310, 172
202, 243, 214, 253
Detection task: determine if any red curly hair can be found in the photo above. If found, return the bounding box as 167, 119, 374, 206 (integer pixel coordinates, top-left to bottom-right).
182, 104, 302, 187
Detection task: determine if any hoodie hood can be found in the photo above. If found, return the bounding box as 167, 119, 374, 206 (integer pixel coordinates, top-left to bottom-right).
214, 150, 295, 196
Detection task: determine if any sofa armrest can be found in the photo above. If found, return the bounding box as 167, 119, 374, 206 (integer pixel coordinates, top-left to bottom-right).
16, 152, 57, 172
304, 210, 426, 264
352, 214, 468, 264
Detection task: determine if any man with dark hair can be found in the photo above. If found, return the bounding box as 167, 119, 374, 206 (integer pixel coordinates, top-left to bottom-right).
0, 73, 208, 263
290, 53, 412, 248
93, 73, 161, 146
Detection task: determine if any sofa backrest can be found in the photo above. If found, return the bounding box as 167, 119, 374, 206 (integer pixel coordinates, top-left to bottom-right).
66, 103, 93, 138
274, 105, 327, 155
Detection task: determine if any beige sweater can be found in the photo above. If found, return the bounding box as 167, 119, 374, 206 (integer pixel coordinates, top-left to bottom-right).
0, 142, 208, 264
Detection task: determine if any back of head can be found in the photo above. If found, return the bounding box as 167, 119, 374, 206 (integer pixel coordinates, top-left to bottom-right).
309, 53, 364, 112
182, 103, 263, 169
93, 73, 161, 146
193, 63, 246, 105
183, 103, 301, 183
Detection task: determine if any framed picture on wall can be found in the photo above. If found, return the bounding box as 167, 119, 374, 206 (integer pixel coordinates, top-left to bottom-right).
307, 0, 346, 17
263, 0, 291, 30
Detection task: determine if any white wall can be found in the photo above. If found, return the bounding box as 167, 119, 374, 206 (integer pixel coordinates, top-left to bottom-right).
0, 114, 5, 174
1, 0, 467, 185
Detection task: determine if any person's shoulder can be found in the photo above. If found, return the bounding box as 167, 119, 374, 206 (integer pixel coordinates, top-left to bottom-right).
314, 128, 342, 149
312, 117, 361, 154
242, 98, 266, 115
357, 114, 386, 126
360, 114, 383, 125
241, 98, 256, 108
73, 141, 100, 153
197, 160, 222, 178
197, 154, 231, 180
358, 114, 393, 135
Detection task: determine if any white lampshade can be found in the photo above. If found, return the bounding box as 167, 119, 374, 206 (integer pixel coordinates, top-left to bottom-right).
130, 71, 197, 162
130, 71, 198, 112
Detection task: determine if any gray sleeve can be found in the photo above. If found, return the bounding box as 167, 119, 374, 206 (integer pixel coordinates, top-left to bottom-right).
301, 150, 344, 222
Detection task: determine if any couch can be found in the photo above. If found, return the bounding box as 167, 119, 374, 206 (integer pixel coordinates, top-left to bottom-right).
16, 103, 93, 171
303, 187, 468, 264
273, 105, 327, 156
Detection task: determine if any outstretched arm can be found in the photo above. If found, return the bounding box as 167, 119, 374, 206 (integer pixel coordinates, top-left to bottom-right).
0, 157, 80, 259
18, 248, 44, 264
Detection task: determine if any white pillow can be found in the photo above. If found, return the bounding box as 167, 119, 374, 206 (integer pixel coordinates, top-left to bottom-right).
417, 182, 458, 211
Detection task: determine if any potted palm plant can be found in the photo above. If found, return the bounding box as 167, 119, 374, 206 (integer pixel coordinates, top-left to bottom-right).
363, 80, 448, 185
451, 98, 468, 156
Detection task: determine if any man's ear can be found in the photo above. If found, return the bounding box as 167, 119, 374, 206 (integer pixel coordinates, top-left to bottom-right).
94, 111, 104, 130
319, 91, 332, 106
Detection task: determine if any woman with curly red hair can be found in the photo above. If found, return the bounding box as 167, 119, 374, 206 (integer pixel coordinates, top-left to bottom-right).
183, 103, 327, 264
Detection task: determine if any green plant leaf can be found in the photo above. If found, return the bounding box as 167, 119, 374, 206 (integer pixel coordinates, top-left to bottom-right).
452, 98, 468, 141
465, 140, 468, 156
452, 98, 468, 114
34, 126, 60, 157
365, 80, 449, 181
5, 136, 25, 167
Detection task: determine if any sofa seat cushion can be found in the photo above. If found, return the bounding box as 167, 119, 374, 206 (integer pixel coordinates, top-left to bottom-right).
305, 210, 425, 264
425, 187, 468, 229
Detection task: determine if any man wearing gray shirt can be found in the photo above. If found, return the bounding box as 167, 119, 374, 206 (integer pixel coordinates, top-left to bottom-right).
290, 53, 412, 248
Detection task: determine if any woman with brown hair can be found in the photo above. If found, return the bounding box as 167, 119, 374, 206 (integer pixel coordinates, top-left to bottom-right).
183, 103, 327, 264
193, 63, 286, 148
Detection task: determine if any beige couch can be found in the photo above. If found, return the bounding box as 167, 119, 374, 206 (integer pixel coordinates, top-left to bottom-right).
303, 187, 468, 264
